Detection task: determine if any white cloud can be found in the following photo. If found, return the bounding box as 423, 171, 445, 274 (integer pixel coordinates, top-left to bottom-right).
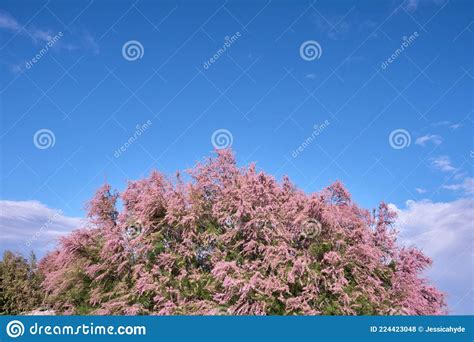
401, 0, 449, 13
305, 73, 317, 79
415, 134, 442, 146
312, 13, 351, 40
81, 31, 100, 54
0, 11, 52, 43
442, 177, 474, 195
61, 31, 100, 55
405, 0, 419, 12
432, 120, 451, 127
415, 187, 427, 194
358, 20, 379, 38
0, 11, 99, 54
0, 11, 20, 31
431, 155, 457, 173
430, 120, 462, 130
30, 28, 55, 42
0, 200, 83, 257
393, 198, 474, 314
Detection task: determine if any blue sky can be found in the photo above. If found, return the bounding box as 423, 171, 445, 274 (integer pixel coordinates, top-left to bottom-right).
0, 0, 472, 314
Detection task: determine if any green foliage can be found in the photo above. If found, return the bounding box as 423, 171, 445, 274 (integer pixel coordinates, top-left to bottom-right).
0, 251, 44, 314
309, 242, 333, 260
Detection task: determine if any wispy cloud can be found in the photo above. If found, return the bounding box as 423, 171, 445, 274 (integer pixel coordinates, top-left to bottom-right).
431, 120, 462, 130
312, 12, 352, 40
400, 0, 449, 13
392, 198, 474, 314
449, 123, 462, 130
442, 177, 474, 195
415, 134, 443, 146
0, 11, 99, 55
431, 156, 457, 173
358, 19, 379, 38
415, 187, 427, 194
0, 10, 53, 43
60, 30, 100, 55
404, 0, 420, 12
0, 200, 83, 257
431, 120, 450, 127
0, 10, 20, 31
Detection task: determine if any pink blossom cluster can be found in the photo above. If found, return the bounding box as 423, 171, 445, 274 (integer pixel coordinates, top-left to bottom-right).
40, 149, 445, 315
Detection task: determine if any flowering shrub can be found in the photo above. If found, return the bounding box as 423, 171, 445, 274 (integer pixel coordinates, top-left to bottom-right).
39, 149, 445, 315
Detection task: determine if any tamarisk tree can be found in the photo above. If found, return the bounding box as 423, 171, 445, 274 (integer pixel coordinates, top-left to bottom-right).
39, 149, 445, 315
